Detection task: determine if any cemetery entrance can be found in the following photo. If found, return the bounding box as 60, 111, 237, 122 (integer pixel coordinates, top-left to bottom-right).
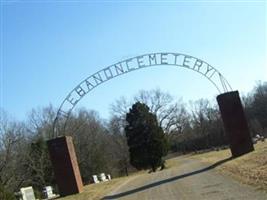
48, 52, 254, 196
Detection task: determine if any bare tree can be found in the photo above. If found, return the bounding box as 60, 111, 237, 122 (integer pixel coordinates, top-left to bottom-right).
0, 109, 29, 193
110, 88, 187, 133
107, 116, 130, 176
63, 109, 118, 183
243, 81, 267, 136
27, 104, 56, 139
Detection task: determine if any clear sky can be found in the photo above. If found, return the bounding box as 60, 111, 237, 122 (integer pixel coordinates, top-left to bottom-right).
1, 0, 266, 121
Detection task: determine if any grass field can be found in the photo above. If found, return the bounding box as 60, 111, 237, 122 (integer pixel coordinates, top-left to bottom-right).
58, 142, 267, 200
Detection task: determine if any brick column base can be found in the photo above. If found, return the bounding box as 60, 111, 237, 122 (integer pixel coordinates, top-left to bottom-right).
47, 136, 83, 196
217, 91, 254, 157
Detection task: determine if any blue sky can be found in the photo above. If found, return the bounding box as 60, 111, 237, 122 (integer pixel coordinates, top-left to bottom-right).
1, 1, 266, 121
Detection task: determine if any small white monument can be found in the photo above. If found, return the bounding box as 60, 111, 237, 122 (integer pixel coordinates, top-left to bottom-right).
20, 186, 36, 200
43, 186, 56, 199
92, 175, 100, 183
99, 173, 108, 182
107, 174, 111, 180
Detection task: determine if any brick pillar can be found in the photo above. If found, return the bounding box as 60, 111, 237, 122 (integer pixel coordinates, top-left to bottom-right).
217, 91, 254, 157
47, 136, 83, 196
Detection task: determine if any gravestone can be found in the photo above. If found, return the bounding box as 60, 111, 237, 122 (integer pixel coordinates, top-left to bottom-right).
217, 91, 254, 157
43, 186, 56, 199
20, 187, 35, 200
99, 173, 108, 182
47, 136, 83, 196
92, 175, 100, 183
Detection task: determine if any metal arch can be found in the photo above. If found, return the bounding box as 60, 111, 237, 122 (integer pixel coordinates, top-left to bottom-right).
53, 52, 232, 137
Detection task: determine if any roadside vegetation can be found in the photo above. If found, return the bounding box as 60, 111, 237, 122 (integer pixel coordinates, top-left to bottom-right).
0, 81, 266, 198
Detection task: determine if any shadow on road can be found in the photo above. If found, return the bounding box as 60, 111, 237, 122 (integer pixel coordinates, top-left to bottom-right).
102, 157, 233, 199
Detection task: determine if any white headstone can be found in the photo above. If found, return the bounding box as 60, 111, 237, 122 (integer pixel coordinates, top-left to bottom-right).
20, 187, 35, 200
107, 174, 111, 180
43, 186, 56, 199
99, 173, 108, 182
93, 175, 100, 183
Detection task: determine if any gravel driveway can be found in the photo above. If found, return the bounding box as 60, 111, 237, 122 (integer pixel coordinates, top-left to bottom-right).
103, 156, 267, 200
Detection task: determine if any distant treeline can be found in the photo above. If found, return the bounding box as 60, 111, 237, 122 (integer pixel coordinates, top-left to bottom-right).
0, 81, 266, 199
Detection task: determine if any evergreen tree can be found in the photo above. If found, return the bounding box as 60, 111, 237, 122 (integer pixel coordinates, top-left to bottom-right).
125, 102, 168, 172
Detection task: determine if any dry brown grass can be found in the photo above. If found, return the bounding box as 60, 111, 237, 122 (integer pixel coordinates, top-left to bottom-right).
57, 170, 147, 200
57, 176, 129, 200
192, 141, 267, 190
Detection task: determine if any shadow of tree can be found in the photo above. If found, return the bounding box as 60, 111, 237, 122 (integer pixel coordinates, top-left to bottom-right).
102, 157, 233, 199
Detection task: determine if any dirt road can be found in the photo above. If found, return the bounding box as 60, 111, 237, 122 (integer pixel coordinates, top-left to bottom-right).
103, 156, 267, 200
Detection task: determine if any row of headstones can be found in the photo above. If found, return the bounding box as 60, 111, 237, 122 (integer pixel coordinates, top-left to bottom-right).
16, 173, 111, 199
252, 134, 266, 144
92, 173, 112, 183
15, 186, 58, 200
